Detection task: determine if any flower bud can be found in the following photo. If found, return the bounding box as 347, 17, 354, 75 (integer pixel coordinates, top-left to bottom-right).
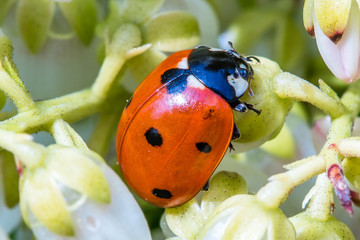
232, 57, 294, 150
143, 11, 200, 52
58, 0, 97, 45
30, 163, 152, 240
342, 156, 360, 193
196, 194, 296, 240
304, 0, 360, 82
16, 0, 55, 53
0, 127, 152, 240
289, 212, 355, 239
20, 145, 111, 236
0, 150, 19, 208
163, 171, 247, 240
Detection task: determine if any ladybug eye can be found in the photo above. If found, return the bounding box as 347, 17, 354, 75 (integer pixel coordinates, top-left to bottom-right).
239, 68, 249, 80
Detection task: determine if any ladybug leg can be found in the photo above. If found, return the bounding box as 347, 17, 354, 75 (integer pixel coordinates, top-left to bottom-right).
232, 122, 240, 140
230, 100, 261, 115
202, 180, 210, 191
229, 122, 240, 152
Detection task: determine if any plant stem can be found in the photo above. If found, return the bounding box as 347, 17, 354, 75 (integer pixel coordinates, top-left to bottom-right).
274, 73, 345, 118
91, 23, 141, 99
320, 80, 360, 168
0, 65, 35, 112
0, 24, 142, 136
305, 173, 333, 221
256, 80, 360, 209
0, 89, 100, 133
256, 156, 325, 208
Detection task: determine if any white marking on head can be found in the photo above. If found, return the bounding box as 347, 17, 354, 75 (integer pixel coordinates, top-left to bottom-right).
227, 74, 249, 97
240, 63, 246, 69
187, 75, 205, 89
208, 47, 225, 52
177, 57, 189, 69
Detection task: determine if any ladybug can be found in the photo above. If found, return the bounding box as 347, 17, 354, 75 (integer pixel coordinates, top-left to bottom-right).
116, 42, 260, 208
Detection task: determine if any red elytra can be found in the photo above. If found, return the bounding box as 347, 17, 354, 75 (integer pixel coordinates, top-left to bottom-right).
116, 50, 234, 208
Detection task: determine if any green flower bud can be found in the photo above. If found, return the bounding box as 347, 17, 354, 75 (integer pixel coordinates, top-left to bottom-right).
225, 9, 280, 52
343, 157, 360, 192
143, 11, 200, 52
196, 194, 296, 240
0, 150, 19, 208
127, 48, 167, 83
233, 57, 294, 150
0, 0, 15, 24
16, 0, 55, 53
289, 212, 355, 240
120, 0, 165, 24
58, 0, 97, 45
45, 145, 110, 203
20, 168, 74, 236
164, 171, 247, 240
17, 143, 110, 236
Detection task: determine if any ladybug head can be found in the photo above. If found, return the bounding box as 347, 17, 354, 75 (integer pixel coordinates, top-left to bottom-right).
227, 42, 257, 82
226, 41, 258, 97
189, 44, 258, 102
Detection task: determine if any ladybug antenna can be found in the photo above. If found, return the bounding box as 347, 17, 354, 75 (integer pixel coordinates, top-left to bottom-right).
228, 41, 235, 50
227, 41, 242, 57
245, 56, 260, 63
227, 41, 260, 64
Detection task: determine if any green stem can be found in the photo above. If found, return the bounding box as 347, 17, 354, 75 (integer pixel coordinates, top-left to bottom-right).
274, 73, 345, 118
0, 24, 141, 137
320, 80, 360, 168
91, 54, 126, 99
256, 80, 360, 209
0, 64, 35, 112
0, 89, 100, 133
91, 23, 141, 99
305, 173, 333, 221
256, 156, 325, 208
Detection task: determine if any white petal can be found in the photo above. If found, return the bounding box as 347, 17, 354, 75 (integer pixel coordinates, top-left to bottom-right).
32, 165, 151, 240
339, 2, 360, 82
313, 13, 348, 80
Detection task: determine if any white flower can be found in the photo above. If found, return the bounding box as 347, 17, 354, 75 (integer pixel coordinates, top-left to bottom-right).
304, 0, 360, 83
31, 164, 152, 240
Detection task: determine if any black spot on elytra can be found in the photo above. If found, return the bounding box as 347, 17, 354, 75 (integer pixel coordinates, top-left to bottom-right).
145, 127, 163, 147
196, 142, 212, 153
161, 68, 190, 94
125, 96, 132, 108
152, 188, 172, 199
